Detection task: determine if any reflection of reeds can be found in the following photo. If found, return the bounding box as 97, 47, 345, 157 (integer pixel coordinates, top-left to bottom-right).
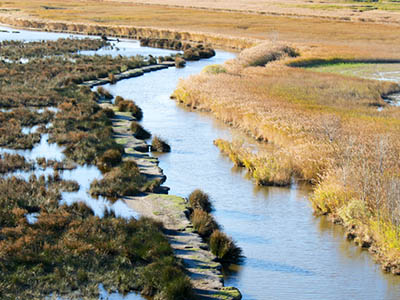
175, 44, 400, 272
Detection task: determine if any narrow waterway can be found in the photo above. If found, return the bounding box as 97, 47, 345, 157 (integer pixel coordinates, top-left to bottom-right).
1, 25, 400, 300
102, 55, 400, 300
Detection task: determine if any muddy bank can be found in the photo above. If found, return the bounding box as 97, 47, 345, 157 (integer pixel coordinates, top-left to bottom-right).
0, 14, 256, 51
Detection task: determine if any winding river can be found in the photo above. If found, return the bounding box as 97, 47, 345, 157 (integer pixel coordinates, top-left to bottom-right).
1, 25, 400, 300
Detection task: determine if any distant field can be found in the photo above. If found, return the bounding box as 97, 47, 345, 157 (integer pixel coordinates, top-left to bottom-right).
1, 0, 400, 59
105, 0, 400, 22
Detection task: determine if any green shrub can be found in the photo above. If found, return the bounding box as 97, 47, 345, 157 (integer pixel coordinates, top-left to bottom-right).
188, 189, 212, 212
209, 230, 242, 263
151, 136, 171, 152
131, 122, 151, 139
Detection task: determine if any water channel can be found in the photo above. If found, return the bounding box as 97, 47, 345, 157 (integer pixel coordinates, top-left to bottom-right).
1, 25, 400, 300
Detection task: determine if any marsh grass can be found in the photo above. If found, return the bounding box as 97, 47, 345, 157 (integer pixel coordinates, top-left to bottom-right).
188, 189, 212, 213
175, 43, 400, 268
0, 37, 194, 298
209, 230, 243, 263
187, 189, 242, 263
0, 153, 34, 173
115, 96, 143, 120
151, 136, 171, 153
191, 209, 219, 238
90, 161, 159, 200
131, 122, 151, 139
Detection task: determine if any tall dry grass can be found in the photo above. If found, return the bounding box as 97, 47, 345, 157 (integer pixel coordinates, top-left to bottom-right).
173, 43, 400, 272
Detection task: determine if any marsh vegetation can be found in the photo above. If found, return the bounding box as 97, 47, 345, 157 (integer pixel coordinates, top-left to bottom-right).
0, 37, 193, 299
174, 42, 400, 273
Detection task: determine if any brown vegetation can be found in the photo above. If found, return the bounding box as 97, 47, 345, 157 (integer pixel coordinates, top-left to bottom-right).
174, 42, 400, 273
0, 37, 194, 299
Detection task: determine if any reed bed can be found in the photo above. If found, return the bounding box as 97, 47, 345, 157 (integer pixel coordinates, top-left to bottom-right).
174, 43, 400, 272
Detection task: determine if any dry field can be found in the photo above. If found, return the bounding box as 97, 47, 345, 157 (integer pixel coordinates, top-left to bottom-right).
1, 0, 400, 57
107, 0, 400, 24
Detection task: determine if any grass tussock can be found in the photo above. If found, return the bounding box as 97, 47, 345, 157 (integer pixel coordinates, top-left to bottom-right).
151, 136, 171, 153
188, 189, 212, 213
115, 96, 143, 120
174, 43, 400, 271
90, 161, 159, 200
131, 122, 152, 140
209, 230, 243, 263
0, 153, 34, 173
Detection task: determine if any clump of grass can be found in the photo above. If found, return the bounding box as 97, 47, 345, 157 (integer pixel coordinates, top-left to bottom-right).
175, 56, 186, 68
187, 189, 242, 264
96, 86, 113, 100
131, 122, 151, 139
238, 42, 298, 67
191, 208, 219, 237
0, 153, 34, 173
97, 148, 123, 172
209, 230, 243, 263
203, 64, 227, 74
90, 161, 158, 199
188, 189, 212, 213
115, 96, 143, 120
151, 136, 171, 152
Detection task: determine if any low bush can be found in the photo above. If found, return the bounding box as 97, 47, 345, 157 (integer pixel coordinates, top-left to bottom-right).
151, 136, 171, 153
188, 189, 212, 213
131, 122, 151, 139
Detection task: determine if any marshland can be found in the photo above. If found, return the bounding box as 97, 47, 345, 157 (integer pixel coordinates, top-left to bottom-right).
1, 0, 400, 299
